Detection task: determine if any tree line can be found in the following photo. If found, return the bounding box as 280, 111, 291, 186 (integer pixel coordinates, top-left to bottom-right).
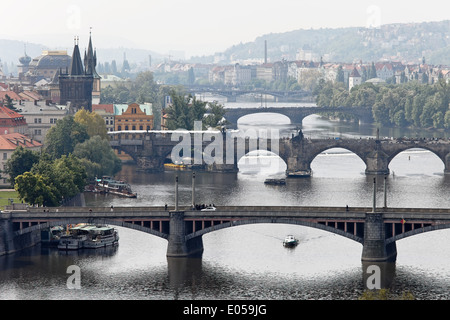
314, 79, 450, 129
3, 110, 121, 207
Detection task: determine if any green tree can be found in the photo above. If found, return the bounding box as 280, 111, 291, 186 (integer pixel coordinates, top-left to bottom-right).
203, 101, 229, 129
3, 94, 18, 111
15, 172, 58, 207
45, 116, 89, 159
3, 146, 40, 186
73, 135, 122, 180
165, 89, 207, 130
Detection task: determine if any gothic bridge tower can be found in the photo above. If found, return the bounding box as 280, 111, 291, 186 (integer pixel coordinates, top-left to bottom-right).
59, 33, 98, 113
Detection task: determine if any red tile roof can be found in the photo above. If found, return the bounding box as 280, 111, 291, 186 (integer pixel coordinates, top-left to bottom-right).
0, 91, 22, 101
0, 133, 42, 150
92, 104, 114, 113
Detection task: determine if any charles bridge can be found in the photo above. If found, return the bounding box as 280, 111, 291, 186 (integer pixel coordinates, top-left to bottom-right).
108, 130, 450, 176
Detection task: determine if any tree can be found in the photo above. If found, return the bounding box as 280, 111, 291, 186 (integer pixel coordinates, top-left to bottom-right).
15, 172, 59, 207
3, 94, 18, 111
3, 146, 40, 186
165, 89, 207, 130
203, 101, 229, 129
73, 135, 122, 180
45, 116, 89, 159
74, 109, 108, 139
336, 65, 345, 83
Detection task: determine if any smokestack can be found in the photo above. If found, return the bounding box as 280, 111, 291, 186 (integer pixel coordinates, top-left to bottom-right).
264, 40, 267, 64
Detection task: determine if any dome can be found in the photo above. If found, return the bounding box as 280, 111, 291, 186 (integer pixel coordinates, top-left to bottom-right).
19, 54, 31, 66
29, 51, 71, 70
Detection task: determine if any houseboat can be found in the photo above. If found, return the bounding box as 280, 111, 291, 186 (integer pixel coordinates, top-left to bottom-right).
94, 176, 137, 198
83, 226, 119, 249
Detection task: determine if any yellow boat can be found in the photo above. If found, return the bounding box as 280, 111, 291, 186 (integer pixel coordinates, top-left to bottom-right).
164, 163, 187, 169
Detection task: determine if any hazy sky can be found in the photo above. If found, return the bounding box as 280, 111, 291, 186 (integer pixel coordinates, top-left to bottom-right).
1, 0, 449, 58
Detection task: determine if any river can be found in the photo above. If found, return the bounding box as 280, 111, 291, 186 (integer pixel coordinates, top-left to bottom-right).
1, 98, 450, 301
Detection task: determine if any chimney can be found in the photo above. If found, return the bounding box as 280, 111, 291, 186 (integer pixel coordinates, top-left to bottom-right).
264, 40, 267, 64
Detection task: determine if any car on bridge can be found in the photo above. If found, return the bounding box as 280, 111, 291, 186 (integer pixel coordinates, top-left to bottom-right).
201, 206, 216, 212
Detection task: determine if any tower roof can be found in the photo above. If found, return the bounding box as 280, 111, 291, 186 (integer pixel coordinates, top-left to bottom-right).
69, 37, 84, 76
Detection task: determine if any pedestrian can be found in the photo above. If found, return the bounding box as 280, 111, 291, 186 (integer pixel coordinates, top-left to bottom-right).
165, 204, 168, 211
346, 205, 349, 212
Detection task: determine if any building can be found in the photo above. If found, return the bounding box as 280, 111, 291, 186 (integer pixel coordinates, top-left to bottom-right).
114, 103, 154, 131
0, 133, 42, 186
18, 100, 68, 143
92, 104, 115, 132
0, 105, 28, 135
26, 50, 71, 84
348, 67, 362, 90
59, 34, 97, 113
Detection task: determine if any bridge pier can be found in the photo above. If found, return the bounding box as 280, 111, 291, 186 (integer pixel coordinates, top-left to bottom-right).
361, 211, 397, 262
0, 214, 15, 256
166, 211, 204, 257
365, 150, 390, 175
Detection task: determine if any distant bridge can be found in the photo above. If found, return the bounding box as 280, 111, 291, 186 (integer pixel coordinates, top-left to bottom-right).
3, 205, 450, 262
223, 106, 373, 128
187, 86, 311, 102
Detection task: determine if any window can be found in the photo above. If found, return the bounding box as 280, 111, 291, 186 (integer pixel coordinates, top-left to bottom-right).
3, 153, 7, 160
34, 129, 42, 135
34, 118, 42, 124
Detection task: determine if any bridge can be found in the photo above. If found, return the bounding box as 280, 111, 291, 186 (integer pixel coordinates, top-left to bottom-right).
223, 106, 374, 128
109, 130, 450, 175
187, 87, 310, 102
2, 205, 450, 262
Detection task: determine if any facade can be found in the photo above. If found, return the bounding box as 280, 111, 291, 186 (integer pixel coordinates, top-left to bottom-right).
114, 103, 154, 131
92, 104, 115, 132
348, 68, 362, 90
0, 133, 43, 186
18, 100, 68, 143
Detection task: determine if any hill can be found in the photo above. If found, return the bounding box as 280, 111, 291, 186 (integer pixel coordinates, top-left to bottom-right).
190, 20, 450, 66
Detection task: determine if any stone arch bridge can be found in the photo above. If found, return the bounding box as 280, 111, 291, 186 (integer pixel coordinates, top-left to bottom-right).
223, 106, 373, 128
109, 131, 450, 176
2, 206, 450, 263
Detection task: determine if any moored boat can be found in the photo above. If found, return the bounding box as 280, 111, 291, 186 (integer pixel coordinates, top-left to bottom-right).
282, 235, 299, 247
94, 176, 137, 198
83, 226, 119, 249
58, 224, 96, 250
58, 224, 119, 250
287, 169, 311, 178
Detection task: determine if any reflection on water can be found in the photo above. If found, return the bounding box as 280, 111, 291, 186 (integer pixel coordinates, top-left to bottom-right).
1, 110, 450, 300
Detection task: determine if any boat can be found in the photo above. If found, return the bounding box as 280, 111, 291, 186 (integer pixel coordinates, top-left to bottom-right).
58, 224, 119, 250
94, 176, 137, 198
83, 226, 119, 249
264, 178, 286, 185
283, 235, 299, 247
164, 162, 187, 169
58, 224, 96, 250
287, 169, 312, 178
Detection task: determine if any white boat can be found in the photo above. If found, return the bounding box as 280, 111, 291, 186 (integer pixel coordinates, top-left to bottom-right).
83, 226, 119, 249
57, 224, 96, 250
283, 235, 299, 247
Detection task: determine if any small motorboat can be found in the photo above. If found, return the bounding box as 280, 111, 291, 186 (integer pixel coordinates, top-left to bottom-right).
283, 235, 299, 247
264, 178, 286, 185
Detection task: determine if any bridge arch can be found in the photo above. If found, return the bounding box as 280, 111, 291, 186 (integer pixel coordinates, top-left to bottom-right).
185, 218, 363, 244
387, 222, 450, 244
308, 146, 368, 172
387, 147, 446, 173
237, 150, 287, 175
15, 218, 169, 240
